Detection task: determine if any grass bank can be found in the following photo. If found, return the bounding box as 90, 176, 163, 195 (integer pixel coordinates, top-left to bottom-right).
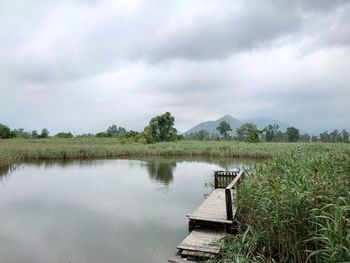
210, 151, 350, 263
1, 138, 349, 170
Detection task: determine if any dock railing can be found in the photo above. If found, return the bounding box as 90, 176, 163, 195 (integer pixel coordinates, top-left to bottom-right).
214, 170, 247, 220
214, 170, 239, 189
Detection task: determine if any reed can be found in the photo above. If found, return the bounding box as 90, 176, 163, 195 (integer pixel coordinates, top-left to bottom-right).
210, 151, 350, 262
1, 138, 349, 170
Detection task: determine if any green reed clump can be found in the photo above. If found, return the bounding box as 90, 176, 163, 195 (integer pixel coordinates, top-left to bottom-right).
213, 152, 350, 263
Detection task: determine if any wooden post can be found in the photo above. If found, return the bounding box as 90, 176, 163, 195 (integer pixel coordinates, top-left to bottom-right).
225, 188, 233, 220
214, 172, 218, 189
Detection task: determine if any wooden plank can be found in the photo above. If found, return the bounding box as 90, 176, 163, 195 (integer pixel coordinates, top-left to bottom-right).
227, 171, 245, 190
189, 215, 233, 224
168, 259, 197, 263
189, 189, 235, 224
225, 171, 242, 189
177, 230, 226, 255
173, 170, 248, 261
225, 188, 233, 220
214, 171, 239, 188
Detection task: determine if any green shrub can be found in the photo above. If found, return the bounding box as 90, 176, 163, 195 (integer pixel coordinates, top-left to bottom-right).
0, 123, 11, 139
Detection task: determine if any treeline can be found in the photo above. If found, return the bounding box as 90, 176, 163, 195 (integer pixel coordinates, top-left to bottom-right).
186, 122, 350, 143
0, 124, 52, 139
0, 112, 182, 144
1, 115, 349, 143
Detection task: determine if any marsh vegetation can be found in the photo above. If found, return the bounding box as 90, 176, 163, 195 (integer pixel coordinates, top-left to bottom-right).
1, 112, 349, 262
210, 151, 350, 263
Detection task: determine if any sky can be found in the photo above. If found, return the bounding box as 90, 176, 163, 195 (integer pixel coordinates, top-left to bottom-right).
1, 0, 349, 134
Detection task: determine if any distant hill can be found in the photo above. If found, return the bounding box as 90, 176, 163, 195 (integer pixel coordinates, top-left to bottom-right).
184, 115, 242, 136
184, 115, 293, 136
241, 118, 292, 131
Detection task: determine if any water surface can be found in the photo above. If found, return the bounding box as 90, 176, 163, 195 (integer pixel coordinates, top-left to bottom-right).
0, 158, 254, 263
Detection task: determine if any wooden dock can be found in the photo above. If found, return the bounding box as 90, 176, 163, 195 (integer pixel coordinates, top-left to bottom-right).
177, 230, 226, 259
175, 170, 247, 261
189, 188, 234, 224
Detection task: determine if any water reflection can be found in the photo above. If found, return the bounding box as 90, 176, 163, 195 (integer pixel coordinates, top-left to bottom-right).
0, 156, 258, 181
0, 165, 17, 182
0, 159, 106, 178
145, 159, 176, 185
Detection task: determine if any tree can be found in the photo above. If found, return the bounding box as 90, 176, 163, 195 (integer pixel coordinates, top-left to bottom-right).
299, 133, 311, 142
342, 129, 349, 142
264, 124, 280, 142
188, 129, 210, 141
12, 128, 30, 138
197, 129, 210, 141
145, 112, 177, 142
55, 132, 73, 138
0, 123, 11, 139
31, 130, 39, 139
236, 123, 261, 142
216, 121, 232, 140
275, 130, 286, 142
143, 125, 157, 143
286, 127, 300, 142
311, 135, 318, 142
319, 131, 330, 142
39, 129, 49, 138
247, 128, 262, 142
120, 130, 139, 139
264, 124, 274, 142
95, 132, 111, 137
330, 129, 342, 142
107, 125, 126, 137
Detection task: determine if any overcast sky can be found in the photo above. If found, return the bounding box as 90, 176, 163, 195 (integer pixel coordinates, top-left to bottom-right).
1, 0, 349, 134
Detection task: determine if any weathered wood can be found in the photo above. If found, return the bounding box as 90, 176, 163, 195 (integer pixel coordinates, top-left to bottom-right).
214, 170, 239, 189
168, 259, 197, 263
225, 188, 233, 220
177, 230, 226, 255
224, 171, 246, 220
214, 171, 219, 188
175, 170, 248, 261
189, 171, 247, 224
189, 189, 235, 224
189, 215, 233, 224
226, 171, 245, 189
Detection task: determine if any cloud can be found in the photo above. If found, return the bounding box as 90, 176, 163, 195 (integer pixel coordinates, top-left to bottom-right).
0, 0, 349, 134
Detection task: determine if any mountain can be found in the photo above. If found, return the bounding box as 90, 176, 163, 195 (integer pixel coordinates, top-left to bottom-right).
241, 118, 292, 131
184, 115, 293, 136
184, 115, 242, 136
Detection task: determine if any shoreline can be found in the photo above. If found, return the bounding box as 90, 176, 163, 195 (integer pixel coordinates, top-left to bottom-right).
1, 138, 349, 170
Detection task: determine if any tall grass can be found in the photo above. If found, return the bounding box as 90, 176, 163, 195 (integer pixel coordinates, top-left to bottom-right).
1, 138, 349, 169
1, 138, 349, 179
210, 151, 350, 262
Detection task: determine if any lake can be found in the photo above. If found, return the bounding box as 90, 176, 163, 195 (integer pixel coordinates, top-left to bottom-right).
0, 158, 254, 263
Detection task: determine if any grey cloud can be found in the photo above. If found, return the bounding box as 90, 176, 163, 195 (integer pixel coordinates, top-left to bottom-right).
321, 9, 350, 47
293, 0, 349, 12
1, 0, 349, 86
142, 1, 301, 61
130, 0, 350, 61
3, 0, 348, 85
0, 0, 350, 134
